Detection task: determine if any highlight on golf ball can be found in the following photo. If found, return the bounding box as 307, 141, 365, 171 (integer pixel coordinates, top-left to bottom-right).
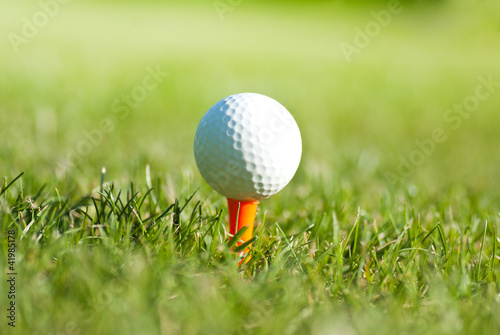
193, 93, 302, 201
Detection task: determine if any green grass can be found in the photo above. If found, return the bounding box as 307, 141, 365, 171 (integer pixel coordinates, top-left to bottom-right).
1, 0, 500, 334
1, 170, 499, 334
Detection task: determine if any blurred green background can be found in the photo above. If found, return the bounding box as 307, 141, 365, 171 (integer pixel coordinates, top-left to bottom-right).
2, 0, 500, 201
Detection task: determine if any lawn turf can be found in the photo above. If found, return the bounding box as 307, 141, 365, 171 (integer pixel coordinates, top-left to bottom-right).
1, 0, 500, 334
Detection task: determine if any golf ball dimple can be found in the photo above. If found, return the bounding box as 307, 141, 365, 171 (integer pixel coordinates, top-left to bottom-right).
194, 93, 302, 201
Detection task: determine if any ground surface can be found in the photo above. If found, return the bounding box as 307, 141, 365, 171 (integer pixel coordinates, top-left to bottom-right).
1, 0, 500, 334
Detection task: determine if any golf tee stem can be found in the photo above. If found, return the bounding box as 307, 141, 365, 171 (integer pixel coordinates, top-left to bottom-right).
227, 198, 259, 255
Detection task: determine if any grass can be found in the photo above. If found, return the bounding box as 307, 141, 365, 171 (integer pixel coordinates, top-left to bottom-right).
1, 0, 500, 334
1, 169, 499, 334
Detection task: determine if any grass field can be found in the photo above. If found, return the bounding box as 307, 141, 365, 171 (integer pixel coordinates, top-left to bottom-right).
1, 0, 500, 334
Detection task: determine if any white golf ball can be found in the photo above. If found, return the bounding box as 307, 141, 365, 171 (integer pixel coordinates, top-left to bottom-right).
194, 93, 302, 201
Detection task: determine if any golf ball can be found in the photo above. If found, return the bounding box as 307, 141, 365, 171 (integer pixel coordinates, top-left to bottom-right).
194, 93, 302, 201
